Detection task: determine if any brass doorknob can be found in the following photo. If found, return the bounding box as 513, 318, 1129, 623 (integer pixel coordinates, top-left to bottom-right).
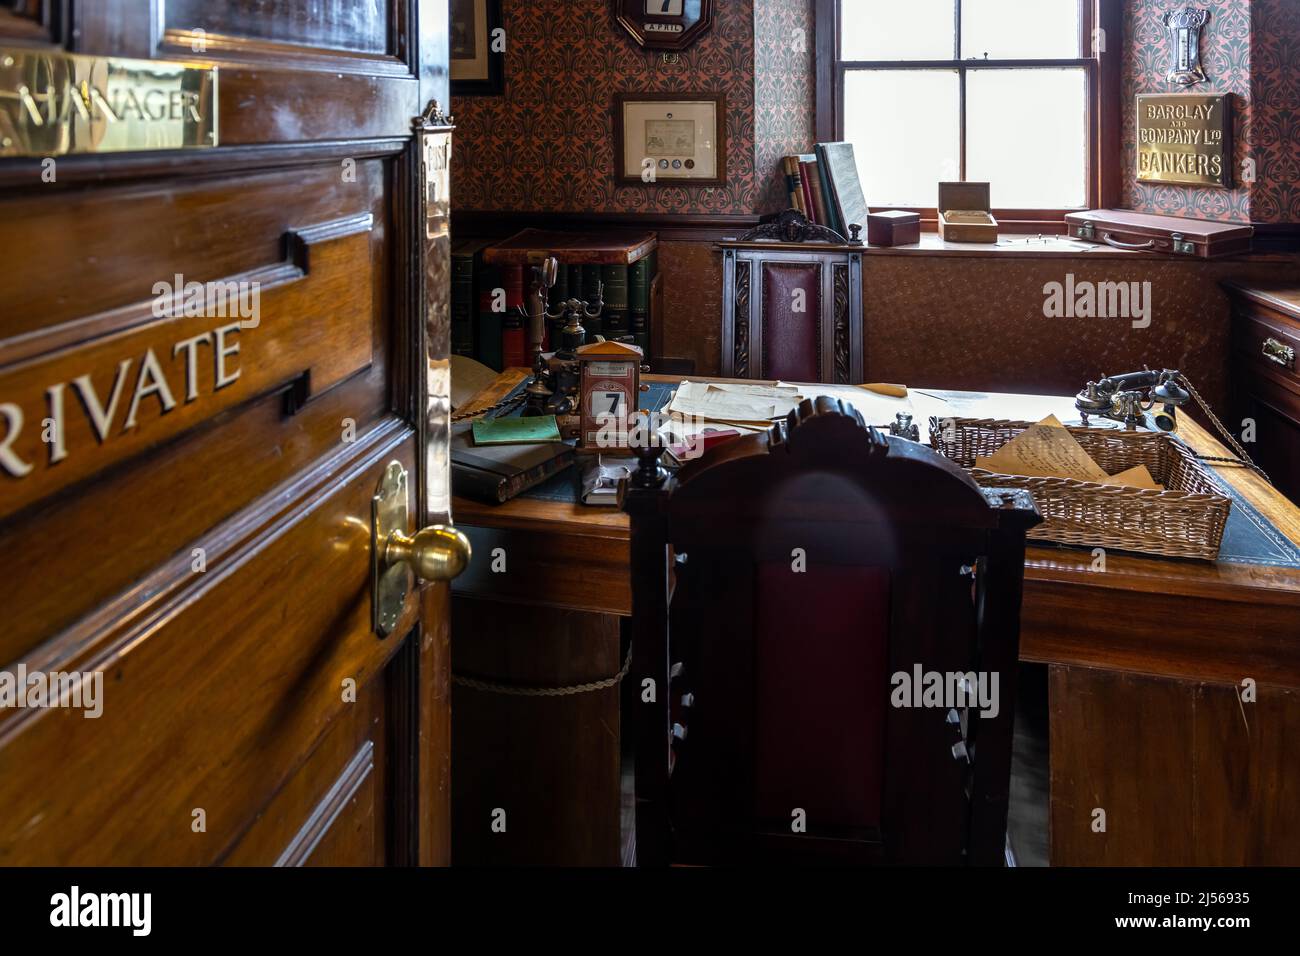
385, 525, 472, 582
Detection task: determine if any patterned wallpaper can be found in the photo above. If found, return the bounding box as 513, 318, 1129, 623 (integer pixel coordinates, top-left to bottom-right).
450, 0, 759, 214
1122, 0, 1254, 222
754, 0, 817, 212
1122, 0, 1300, 224
1250, 0, 1300, 223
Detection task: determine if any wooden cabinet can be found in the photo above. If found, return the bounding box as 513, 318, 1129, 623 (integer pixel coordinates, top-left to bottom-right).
1227, 281, 1300, 504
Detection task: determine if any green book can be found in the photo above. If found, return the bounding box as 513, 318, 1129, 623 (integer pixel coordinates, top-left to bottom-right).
472, 414, 563, 445
452, 238, 491, 358
582, 264, 603, 337
629, 255, 651, 347
477, 262, 504, 371
601, 263, 629, 336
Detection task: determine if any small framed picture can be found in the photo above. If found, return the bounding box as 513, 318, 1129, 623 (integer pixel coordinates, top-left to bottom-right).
451, 0, 503, 96
613, 93, 727, 186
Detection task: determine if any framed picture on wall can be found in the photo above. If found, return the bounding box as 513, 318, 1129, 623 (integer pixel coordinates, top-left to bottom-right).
451, 0, 503, 96
613, 92, 727, 187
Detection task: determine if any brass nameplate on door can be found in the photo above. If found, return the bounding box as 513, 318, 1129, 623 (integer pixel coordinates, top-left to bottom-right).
0, 47, 217, 157
1136, 93, 1230, 188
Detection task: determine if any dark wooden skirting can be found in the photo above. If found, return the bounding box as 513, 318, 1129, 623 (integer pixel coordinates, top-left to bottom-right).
453, 209, 1300, 256
452, 210, 762, 243
1251, 223, 1300, 253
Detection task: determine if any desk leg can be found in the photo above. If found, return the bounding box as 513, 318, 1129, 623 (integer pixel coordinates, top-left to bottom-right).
1049, 665, 1300, 865
450, 597, 623, 866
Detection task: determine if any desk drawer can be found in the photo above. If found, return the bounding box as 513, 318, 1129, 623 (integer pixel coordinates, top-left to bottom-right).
1234, 307, 1300, 397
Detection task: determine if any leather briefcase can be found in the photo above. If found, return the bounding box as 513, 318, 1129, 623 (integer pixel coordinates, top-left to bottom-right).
1064, 209, 1253, 259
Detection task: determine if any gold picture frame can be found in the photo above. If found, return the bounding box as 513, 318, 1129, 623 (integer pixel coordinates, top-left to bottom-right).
613, 92, 726, 186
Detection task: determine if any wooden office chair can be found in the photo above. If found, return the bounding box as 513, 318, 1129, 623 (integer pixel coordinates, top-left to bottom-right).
622, 398, 1041, 865
717, 210, 864, 385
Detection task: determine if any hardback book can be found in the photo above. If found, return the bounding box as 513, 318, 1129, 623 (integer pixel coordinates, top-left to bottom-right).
629, 255, 652, 352
782, 155, 807, 214
813, 143, 846, 238
501, 263, 527, 369
581, 263, 603, 336
601, 263, 630, 336
451, 238, 491, 358
451, 420, 574, 504
818, 142, 870, 239
801, 158, 826, 225
477, 262, 504, 371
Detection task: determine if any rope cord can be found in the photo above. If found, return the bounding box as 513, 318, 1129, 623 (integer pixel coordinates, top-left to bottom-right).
1177, 374, 1272, 486
452, 642, 634, 697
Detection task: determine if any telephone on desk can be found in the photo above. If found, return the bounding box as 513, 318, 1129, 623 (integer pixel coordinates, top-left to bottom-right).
1074, 368, 1271, 484
1075, 368, 1190, 431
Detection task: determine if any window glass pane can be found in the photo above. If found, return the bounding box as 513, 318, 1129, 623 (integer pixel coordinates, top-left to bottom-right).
960, 0, 1082, 60
843, 69, 960, 207
966, 68, 1088, 208
841, 0, 956, 61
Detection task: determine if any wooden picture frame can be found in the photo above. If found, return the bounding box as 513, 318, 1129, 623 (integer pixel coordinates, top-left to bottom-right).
450, 0, 503, 96
613, 92, 727, 187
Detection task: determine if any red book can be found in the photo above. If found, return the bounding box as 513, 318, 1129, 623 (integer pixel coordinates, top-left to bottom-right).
501, 264, 527, 369
799, 160, 819, 223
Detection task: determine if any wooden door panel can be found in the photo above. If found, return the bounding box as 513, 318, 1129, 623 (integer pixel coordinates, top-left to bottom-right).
1, 0, 452, 868
1, 162, 390, 340
0, 433, 417, 865
160, 0, 393, 55
0, 218, 379, 518
0, 370, 391, 664
223, 680, 387, 866
0, 2, 58, 45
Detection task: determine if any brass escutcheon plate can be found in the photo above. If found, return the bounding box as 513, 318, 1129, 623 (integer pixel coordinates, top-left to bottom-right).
370, 461, 411, 637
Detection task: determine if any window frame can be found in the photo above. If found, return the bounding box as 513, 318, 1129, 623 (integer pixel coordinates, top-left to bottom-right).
815, 0, 1121, 230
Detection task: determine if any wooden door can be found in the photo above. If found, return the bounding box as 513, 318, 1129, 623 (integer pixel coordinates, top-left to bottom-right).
0, 0, 460, 865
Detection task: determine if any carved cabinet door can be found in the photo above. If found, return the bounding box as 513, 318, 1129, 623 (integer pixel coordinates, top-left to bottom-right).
0, 1, 460, 865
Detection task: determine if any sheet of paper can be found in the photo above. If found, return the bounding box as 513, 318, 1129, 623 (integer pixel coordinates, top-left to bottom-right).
975, 415, 1110, 482
666, 381, 800, 424
777, 382, 915, 428
1103, 464, 1164, 490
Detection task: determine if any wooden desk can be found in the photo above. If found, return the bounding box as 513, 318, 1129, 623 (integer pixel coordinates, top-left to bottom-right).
451, 370, 1300, 866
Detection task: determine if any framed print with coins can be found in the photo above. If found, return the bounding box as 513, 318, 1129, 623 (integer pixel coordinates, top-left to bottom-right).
613, 92, 726, 187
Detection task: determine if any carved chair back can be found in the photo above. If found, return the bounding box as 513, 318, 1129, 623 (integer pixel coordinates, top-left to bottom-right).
717, 210, 864, 385
623, 397, 1040, 865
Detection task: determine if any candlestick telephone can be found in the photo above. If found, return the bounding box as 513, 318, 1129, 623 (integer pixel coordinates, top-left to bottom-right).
1075, 368, 1270, 483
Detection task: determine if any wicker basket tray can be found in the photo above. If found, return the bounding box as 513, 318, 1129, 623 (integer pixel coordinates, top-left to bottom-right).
929, 418, 1231, 560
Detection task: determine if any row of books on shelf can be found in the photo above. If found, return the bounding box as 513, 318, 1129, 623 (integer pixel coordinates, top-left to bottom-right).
779, 142, 870, 242
451, 240, 657, 371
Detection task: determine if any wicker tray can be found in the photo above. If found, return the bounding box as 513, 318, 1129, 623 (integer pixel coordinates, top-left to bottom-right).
929, 418, 1230, 560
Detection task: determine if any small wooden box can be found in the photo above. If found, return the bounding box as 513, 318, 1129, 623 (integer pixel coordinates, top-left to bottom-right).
938, 182, 998, 243
866, 210, 921, 247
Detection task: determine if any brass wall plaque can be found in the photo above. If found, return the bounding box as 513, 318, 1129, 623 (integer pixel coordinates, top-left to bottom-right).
1136, 92, 1230, 188
0, 48, 217, 157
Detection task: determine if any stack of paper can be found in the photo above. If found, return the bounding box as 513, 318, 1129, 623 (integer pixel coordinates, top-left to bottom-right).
663, 380, 915, 430
665, 382, 802, 426
975, 415, 1163, 489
